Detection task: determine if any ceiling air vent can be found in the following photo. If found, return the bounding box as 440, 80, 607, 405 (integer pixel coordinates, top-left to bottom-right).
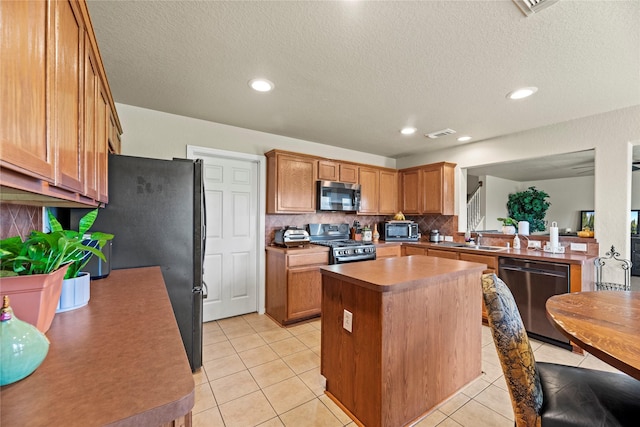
425, 128, 456, 139
512, 0, 559, 16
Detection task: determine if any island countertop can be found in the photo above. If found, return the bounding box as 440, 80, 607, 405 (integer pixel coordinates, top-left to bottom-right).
321, 255, 487, 292
0, 267, 195, 427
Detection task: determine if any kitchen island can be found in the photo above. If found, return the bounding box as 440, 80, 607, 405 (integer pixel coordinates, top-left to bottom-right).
320, 255, 486, 427
0, 267, 194, 427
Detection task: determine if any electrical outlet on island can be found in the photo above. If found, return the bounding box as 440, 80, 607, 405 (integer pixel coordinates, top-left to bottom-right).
343, 309, 353, 333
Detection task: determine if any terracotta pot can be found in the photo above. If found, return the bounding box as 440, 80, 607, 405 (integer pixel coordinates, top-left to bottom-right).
0, 264, 70, 333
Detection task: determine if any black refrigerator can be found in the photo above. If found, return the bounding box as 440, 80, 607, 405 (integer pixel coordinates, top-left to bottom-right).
71, 153, 205, 371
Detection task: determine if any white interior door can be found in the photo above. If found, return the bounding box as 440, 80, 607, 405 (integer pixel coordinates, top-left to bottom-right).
191, 149, 261, 321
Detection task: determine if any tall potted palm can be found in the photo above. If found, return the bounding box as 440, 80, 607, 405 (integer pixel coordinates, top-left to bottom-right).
0, 209, 113, 332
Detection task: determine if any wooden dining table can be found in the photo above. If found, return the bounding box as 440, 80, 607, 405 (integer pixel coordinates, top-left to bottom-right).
546, 291, 640, 380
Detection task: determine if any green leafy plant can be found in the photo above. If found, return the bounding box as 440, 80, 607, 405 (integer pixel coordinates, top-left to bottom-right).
497, 217, 518, 226
506, 186, 551, 232
0, 209, 113, 279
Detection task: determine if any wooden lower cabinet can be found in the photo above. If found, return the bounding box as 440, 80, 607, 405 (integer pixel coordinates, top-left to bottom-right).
427, 248, 459, 259
375, 244, 401, 259
402, 246, 427, 256
459, 252, 497, 323
266, 247, 329, 325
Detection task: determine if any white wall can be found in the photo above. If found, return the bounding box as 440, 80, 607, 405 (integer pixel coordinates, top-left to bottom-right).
482, 175, 520, 231
523, 176, 595, 232
397, 106, 640, 258
116, 103, 396, 168
116, 103, 640, 259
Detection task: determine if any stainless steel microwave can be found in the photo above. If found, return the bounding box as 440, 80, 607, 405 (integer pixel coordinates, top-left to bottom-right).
317, 181, 360, 212
381, 221, 420, 241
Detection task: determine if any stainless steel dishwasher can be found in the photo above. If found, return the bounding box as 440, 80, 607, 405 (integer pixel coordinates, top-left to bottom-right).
498, 257, 571, 349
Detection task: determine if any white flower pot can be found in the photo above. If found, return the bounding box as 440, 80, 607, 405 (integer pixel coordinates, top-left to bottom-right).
502, 225, 516, 235
56, 272, 90, 313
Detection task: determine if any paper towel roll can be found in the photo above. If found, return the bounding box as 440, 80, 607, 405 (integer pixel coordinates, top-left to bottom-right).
518, 221, 529, 236
549, 221, 559, 251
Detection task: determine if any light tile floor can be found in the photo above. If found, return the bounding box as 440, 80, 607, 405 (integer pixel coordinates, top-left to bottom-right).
192, 313, 624, 427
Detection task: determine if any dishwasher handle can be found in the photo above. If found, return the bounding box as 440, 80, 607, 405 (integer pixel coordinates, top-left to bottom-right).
499, 264, 568, 279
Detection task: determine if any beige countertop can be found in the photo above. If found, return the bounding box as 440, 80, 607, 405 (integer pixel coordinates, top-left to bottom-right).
0, 267, 194, 427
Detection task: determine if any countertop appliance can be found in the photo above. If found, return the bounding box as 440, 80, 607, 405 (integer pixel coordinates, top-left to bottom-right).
69, 154, 205, 371
498, 258, 570, 349
274, 227, 310, 247
380, 221, 419, 242
429, 229, 440, 243
308, 223, 376, 264
317, 181, 360, 212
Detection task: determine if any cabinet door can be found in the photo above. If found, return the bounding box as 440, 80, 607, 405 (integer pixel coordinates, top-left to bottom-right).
399, 169, 421, 214
403, 246, 426, 256
340, 164, 358, 184
378, 170, 397, 214
96, 81, 110, 202
358, 167, 379, 214
318, 160, 339, 181
51, 0, 84, 193
0, 0, 53, 182
376, 245, 401, 259
422, 163, 455, 215
83, 33, 99, 200
274, 153, 316, 213
427, 249, 459, 259
287, 266, 322, 320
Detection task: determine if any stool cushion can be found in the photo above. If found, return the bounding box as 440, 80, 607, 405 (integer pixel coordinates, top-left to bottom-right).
539, 362, 640, 427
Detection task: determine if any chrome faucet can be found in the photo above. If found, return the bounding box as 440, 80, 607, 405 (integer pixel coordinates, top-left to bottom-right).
476, 233, 483, 246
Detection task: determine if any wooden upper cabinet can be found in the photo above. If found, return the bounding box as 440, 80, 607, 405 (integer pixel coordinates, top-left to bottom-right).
0, 0, 53, 182
422, 162, 455, 215
317, 160, 339, 181
96, 81, 110, 203
358, 167, 379, 214
0, 0, 121, 206
266, 150, 317, 213
52, 0, 85, 193
399, 162, 455, 215
339, 163, 358, 183
317, 160, 358, 184
399, 168, 421, 214
83, 32, 99, 200
378, 169, 397, 214
359, 167, 397, 215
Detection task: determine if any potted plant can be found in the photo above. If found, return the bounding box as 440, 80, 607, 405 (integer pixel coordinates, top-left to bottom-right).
505, 186, 551, 233
44, 209, 114, 313
497, 217, 518, 234
0, 209, 113, 331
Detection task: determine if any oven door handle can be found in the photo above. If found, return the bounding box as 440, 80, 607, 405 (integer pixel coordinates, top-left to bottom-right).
335, 254, 377, 263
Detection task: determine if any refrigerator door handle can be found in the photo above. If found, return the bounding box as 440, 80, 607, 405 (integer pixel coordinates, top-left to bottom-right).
201, 281, 208, 299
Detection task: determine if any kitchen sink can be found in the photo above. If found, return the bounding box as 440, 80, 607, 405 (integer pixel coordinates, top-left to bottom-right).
433, 242, 507, 251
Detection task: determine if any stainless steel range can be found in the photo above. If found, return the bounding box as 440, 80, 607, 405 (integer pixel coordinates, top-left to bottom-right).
308, 223, 376, 264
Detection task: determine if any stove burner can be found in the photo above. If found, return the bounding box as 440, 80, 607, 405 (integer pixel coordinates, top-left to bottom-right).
311, 239, 376, 264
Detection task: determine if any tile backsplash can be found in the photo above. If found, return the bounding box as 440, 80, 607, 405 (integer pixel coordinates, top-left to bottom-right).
0, 204, 42, 240
265, 213, 457, 246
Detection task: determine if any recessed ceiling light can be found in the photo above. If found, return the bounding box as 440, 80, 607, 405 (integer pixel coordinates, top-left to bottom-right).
457, 136, 472, 142
400, 127, 417, 135
249, 78, 274, 92
506, 86, 538, 100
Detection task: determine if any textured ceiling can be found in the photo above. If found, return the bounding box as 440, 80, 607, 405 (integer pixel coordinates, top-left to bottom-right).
87, 0, 640, 172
